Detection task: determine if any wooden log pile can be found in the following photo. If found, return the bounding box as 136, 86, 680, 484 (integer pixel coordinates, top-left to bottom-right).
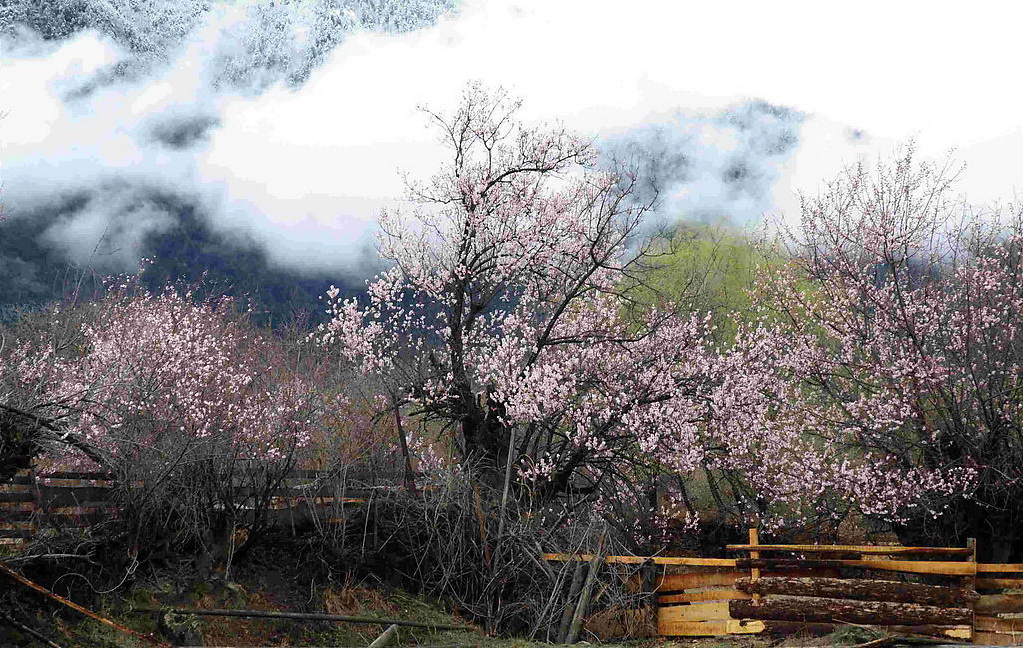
973, 562, 1023, 646
545, 533, 1023, 645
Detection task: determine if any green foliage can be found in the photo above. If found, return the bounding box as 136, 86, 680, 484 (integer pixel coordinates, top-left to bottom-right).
633, 219, 778, 345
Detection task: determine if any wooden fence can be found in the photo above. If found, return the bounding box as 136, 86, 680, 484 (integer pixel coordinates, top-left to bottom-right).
545, 530, 1023, 645
0, 467, 385, 547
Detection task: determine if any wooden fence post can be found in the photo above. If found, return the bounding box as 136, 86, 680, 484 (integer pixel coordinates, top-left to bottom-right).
749, 528, 761, 606
967, 537, 977, 642
556, 561, 587, 643
566, 534, 605, 644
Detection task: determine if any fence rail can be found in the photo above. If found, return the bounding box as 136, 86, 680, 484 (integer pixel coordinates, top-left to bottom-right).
545, 530, 1023, 645
0, 467, 402, 547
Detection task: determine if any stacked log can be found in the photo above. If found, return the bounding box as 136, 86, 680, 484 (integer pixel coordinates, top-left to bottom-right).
729, 594, 972, 626
735, 576, 978, 606
973, 563, 1023, 646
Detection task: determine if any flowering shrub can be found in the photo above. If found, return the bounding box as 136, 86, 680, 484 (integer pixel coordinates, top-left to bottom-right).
10, 278, 316, 471
3, 273, 328, 569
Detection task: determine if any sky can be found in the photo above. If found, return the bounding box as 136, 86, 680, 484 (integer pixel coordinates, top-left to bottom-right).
0, 0, 1020, 281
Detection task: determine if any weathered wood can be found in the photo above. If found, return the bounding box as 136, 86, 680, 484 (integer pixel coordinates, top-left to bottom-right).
978, 564, 1023, 573
973, 630, 1023, 646
556, 561, 587, 643
749, 528, 762, 605
0, 492, 34, 502
132, 608, 471, 630
542, 553, 736, 567
659, 588, 750, 604
728, 595, 972, 626
727, 544, 974, 556
658, 602, 732, 622
566, 545, 602, 644
978, 578, 1023, 590
736, 558, 975, 576
977, 617, 1023, 633
367, 624, 399, 648
657, 618, 765, 636
657, 571, 745, 591
977, 594, 1023, 615
735, 576, 979, 606
755, 621, 972, 640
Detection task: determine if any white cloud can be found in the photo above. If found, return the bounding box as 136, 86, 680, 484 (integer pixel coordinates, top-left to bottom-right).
1, 0, 1018, 278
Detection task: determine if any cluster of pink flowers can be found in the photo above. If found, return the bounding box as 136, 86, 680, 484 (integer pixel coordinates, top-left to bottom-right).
316, 93, 989, 535
12, 278, 317, 471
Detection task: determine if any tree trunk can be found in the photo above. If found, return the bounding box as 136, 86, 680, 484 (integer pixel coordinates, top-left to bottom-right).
735, 577, 979, 606
728, 595, 972, 626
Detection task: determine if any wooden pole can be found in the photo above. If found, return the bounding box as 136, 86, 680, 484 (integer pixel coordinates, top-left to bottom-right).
556, 561, 587, 643
566, 535, 605, 644
749, 528, 761, 606
368, 623, 400, 648
967, 537, 977, 642
130, 608, 471, 631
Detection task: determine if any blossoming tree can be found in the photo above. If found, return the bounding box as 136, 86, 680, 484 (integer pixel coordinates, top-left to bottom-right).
316, 88, 975, 545
317, 85, 718, 522
1, 274, 324, 566
741, 148, 1016, 557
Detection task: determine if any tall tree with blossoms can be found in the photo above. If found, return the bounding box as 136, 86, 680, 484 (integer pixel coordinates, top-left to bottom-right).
742, 146, 1018, 559
318, 84, 719, 517
319, 90, 981, 549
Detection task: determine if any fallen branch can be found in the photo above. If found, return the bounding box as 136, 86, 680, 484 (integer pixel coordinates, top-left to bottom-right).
0, 610, 66, 648
129, 607, 474, 631
0, 562, 171, 647
1, 553, 99, 566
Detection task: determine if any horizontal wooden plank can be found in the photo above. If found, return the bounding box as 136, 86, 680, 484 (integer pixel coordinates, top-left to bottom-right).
657, 619, 729, 636
658, 602, 732, 622
0, 521, 35, 530
978, 594, 1023, 615
657, 571, 745, 591
973, 630, 1023, 646
0, 529, 33, 539
657, 618, 765, 636
38, 471, 113, 480
980, 564, 1023, 573
978, 578, 1023, 590
737, 557, 975, 576
977, 617, 1023, 634
0, 492, 34, 502
542, 553, 737, 567
726, 543, 973, 556
0, 510, 35, 522
659, 588, 750, 604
